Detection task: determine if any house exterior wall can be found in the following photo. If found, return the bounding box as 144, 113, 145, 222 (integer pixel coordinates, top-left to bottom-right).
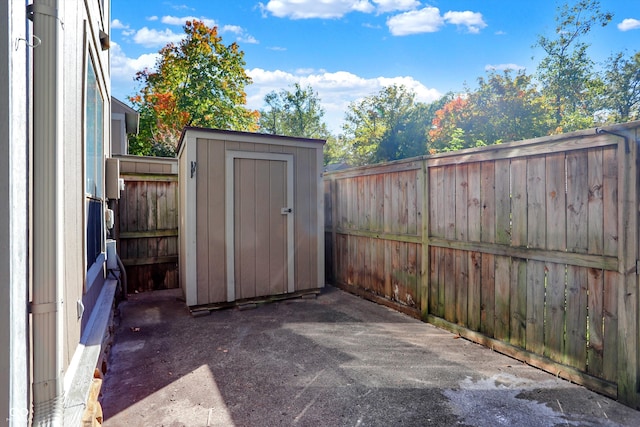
0, 1, 29, 424
0, 0, 114, 423
59, 0, 111, 381
178, 128, 325, 306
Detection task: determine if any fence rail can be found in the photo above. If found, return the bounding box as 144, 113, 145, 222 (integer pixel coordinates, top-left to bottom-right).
324, 123, 640, 408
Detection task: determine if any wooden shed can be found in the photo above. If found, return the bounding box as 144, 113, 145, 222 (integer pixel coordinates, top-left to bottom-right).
177, 127, 326, 307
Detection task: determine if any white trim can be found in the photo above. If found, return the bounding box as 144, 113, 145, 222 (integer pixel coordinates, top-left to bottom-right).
85, 253, 106, 291
225, 150, 295, 301
184, 135, 198, 306
63, 280, 117, 426
316, 149, 326, 287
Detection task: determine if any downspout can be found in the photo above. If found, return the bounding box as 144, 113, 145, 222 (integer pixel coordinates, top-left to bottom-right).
29, 0, 64, 425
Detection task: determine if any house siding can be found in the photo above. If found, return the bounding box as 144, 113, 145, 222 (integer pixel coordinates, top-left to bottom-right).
60, 0, 111, 377
0, 0, 29, 423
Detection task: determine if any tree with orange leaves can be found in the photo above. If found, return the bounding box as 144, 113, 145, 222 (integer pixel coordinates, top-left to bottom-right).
129, 20, 258, 156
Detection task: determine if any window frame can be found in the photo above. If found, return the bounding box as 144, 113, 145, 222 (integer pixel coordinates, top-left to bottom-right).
83, 35, 107, 286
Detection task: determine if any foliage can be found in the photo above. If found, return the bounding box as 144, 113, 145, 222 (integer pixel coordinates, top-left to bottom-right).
129, 20, 258, 156
429, 71, 553, 152
535, 0, 612, 131
341, 85, 432, 165
428, 96, 471, 153
601, 50, 640, 122
258, 83, 330, 139
323, 135, 350, 166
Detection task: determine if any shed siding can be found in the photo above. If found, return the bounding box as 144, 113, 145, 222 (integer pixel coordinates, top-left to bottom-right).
179, 129, 324, 306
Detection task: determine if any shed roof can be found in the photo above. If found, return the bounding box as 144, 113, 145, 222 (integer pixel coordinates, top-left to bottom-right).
177, 126, 326, 154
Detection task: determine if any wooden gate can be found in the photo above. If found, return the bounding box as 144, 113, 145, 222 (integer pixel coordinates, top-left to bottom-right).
115, 156, 179, 292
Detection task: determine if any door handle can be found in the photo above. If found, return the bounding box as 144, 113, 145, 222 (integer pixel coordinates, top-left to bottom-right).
281, 207, 292, 214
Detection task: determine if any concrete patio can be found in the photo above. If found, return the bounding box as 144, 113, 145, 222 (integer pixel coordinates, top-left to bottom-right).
100, 286, 640, 426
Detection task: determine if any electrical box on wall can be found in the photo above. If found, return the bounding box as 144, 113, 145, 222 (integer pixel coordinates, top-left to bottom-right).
105, 157, 121, 199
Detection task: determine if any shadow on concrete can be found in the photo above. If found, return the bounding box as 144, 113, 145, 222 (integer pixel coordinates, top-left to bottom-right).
100, 286, 640, 427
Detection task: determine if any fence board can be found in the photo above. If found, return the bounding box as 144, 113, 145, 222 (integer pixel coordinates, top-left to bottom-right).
467, 163, 481, 242
587, 149, 604, 254
510, 258, 527, 348
467, 251, 482, 331
567, 151, 589, 252
565, 265, 588, 370
527, 157, 546, 249
495, 159, 511, 245
444, 248, 455, 323
511, 159, 527, 246
587, 268, 604, 378
602, 270, 618, 382
480, 253, 495, 337
602, 148, 618, 257
524, 260, 544, 355
494, 255, 511, 341
429, 247, 440, 316
544, 262, 565, 363
480, 162, 495, 244
546, 153, 565, 251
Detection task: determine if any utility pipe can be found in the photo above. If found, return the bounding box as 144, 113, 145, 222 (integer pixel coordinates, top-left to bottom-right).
30, 0, 64, 424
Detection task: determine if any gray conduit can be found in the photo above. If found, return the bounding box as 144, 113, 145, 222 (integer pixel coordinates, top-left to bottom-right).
116, 252, 128, 300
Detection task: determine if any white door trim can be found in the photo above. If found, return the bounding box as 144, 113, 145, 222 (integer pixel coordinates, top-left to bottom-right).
225, 150, 295, 302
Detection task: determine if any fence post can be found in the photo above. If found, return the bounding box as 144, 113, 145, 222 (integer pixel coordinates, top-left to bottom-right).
420, 158, 430, 320
616, 130, 639, 408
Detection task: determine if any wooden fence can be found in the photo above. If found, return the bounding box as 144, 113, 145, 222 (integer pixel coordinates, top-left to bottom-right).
115, 155, 179, 292
324, 122, 640, 407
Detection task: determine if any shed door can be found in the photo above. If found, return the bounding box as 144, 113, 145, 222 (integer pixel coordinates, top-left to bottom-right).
225, 151, 295, 302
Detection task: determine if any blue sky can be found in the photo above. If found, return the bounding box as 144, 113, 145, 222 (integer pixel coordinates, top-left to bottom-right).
110, 0, 640, 133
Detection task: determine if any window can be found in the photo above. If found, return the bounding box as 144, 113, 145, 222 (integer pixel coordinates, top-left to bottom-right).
85, 56, 104, 269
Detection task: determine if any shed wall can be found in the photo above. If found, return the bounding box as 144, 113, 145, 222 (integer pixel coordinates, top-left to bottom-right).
179, 130, 324, 306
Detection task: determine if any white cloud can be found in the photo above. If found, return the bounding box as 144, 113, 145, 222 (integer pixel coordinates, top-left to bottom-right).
239, 35, 259, 44
262, 0, 375, 19
133, 27, 184, 48
261, 0, 424, 19
387, 7, 486, 36
443, 11, 487, 34
147, 16, 158, 21
268, 46, 287, 51
110, 42, 160, 91
485, 63, 526, 71
222, 25, 243, 34
161, 15, 217, 27
372, 0, 420, 14
387, 7, 444, 36
618, 18, 640, 31
218, 25, 259, 44
111, 19, 128, 30
246, 68, 441, 133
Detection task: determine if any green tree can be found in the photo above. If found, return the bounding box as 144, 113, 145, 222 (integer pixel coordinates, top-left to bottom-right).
466, 70, 553, 144
602, 50, 640, 122
342, 85, 432, 165
258, 83, 330, 138
535, 0, 612, 131
429, 71, 553, 152
129, 20, 258, 156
